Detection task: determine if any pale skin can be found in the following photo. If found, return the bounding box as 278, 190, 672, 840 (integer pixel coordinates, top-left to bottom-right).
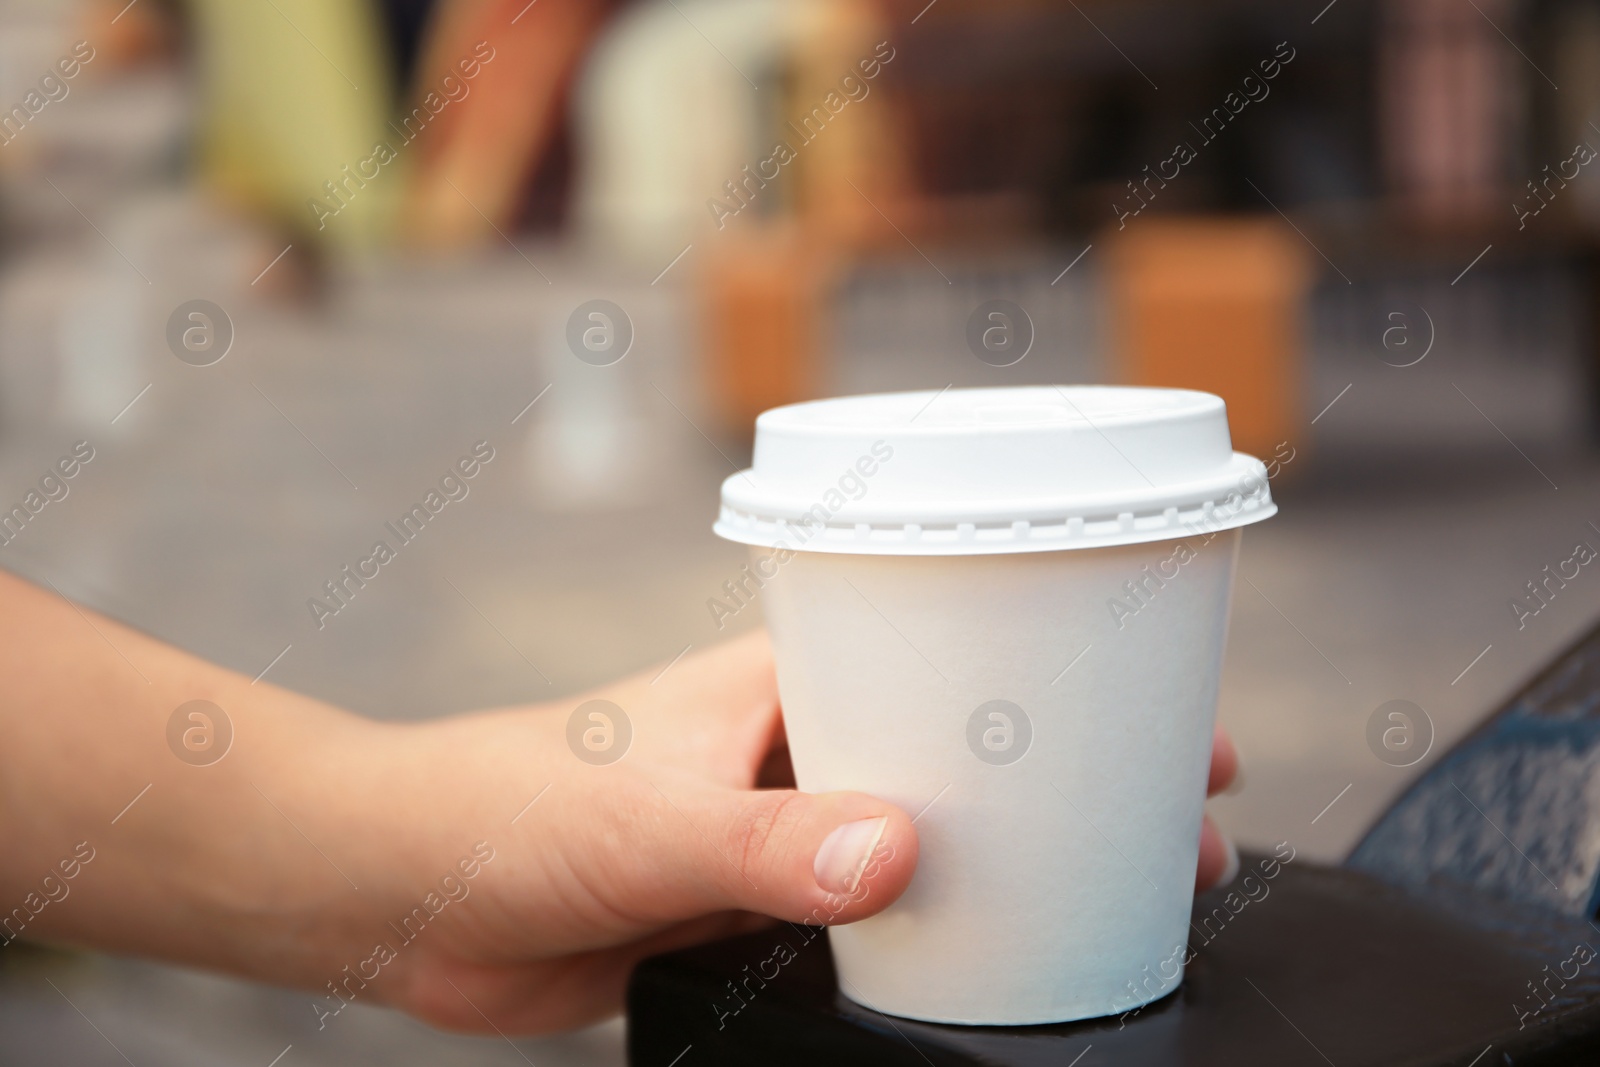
0, 568, 1239, 1035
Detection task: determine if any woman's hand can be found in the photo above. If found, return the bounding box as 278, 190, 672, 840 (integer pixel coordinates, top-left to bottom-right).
330, 632, 1243, 1034
354, 630, 922, 1033
0, 569, 1239, 1038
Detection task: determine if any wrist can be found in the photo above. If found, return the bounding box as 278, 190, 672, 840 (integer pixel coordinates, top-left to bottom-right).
285, 708, 545, 1020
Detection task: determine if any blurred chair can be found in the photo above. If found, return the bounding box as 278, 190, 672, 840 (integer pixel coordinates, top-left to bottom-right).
699, 225, 837, 436
1105, 218, 1312, 462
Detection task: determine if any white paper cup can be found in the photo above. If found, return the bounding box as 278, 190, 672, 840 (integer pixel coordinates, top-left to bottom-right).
713, 386, 1274, 1025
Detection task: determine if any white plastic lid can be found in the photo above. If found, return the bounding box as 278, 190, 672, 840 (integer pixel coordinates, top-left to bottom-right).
714, 385, 1277, 556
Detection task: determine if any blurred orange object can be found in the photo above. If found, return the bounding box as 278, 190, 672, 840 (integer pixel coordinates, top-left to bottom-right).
80, 0, 178, 71
403, 0, 617, 247
1104, 218, 1312, 461
701, 226, 838, 437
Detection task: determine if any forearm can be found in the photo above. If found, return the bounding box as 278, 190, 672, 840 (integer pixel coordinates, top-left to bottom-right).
0, 569, 402, 980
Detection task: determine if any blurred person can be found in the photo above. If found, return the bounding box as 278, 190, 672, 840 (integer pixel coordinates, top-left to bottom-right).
0, 568, 1239, 1033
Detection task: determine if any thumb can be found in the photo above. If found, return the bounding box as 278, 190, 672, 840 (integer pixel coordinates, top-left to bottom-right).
618, 780, 918, 927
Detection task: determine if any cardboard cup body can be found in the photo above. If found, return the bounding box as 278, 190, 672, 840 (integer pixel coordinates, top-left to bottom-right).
756, 529, 1241, 1025
720, 385, 1274, 1024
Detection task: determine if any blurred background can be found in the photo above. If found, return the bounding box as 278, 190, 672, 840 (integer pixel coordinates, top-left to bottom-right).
1, 0, 1599, 1062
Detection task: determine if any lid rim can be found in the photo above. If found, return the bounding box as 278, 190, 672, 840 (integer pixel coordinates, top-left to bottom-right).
713, 503, 1274, 556
714, 468, 1275, 556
